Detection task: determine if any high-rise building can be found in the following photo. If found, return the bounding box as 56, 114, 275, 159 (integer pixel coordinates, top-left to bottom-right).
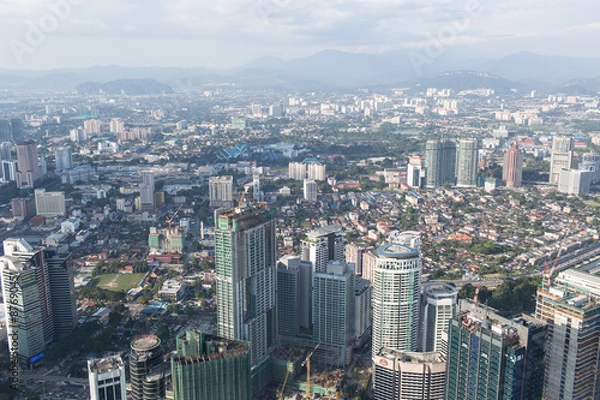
455, 138, 479, 188
1, 160, 17, 182
34, 189, 66, 217
354, 278, 372, 348
345, 242, 367, 277
277, 255, 312, 337
215, 206, 277, 367
16, 140, 43, 188
140, 172, 155, 210
109, 118, 125, 134
579, 153, 600, 183
44, 248, 77, 338
70, 127, 87, 143
288, 161, 306, 180
0, 256, 46, 365
171, 330, 251, 400
10, 118, 24, 141
54, 147, 73, 171
0, 142, 11, 161
84, 119, 103, 134
312, 260, 355, 367
11, 197, 35, 220
88, 355, 127, 400
288, 161, 326, 181
557, 168, 592, 195
300, 225, 345, 273
536, 269, 600, 400
209, 176, 234, 208
425, 139, 456, 188
407, 163, 424, 188
303, 179, 318, 202
373, 349, 446, 400
421, 282, 457, 354
502, 143, 523, 188
445, 301, 546, 400
549, 136, 574, 185
129, 335, 164, 400
0, 120, 11, 142
371, 243, 421, 360
307, 161, 326, 181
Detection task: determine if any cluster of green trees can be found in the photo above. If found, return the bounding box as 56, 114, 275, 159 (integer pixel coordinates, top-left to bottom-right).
77, 286, 125, 302
93, 261, 148, 275
458, 276, 541, 317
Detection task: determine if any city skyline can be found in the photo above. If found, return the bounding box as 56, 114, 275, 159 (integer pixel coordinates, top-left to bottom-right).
1, 0, 600, 70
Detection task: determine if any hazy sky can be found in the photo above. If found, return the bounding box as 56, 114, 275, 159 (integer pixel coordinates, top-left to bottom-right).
1, 0, 599, 70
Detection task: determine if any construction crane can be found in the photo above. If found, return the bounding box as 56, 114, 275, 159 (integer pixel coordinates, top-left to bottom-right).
470, 283, 481, 315
166, 204, 183, 230
235, 183, 253, 213
277, 367, 291, 400
301, 344, 319, 399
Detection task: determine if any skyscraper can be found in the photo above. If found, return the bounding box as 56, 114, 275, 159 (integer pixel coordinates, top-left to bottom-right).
425, 139, 456, 188
549, 136, 573, 185
54, 147, 73, 171
171, 330, 251, 400
277, 255, 312, 337
303, 179, 318, 202
421, 282, 457, 354
0, 142, 11, 161
455, 138, 478, 188
209, 176, 234, 208
88, 355, 127, 400
215, 206, 277, 367
502, 143, 523, 188
10, 119, 24, 141
300, 225, 345, 273
557, 169, 592, 195
445, 301, 546, 400
129, 335, 164, 400
312, 260, 355, 367
16, 140, 43, 188
371, 243, 421, 360
140, 172, 155, 210
536, 269, 600, 400
373, 349, 446, 400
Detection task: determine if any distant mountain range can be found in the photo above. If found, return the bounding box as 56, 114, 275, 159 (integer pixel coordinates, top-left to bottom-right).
0, 51, 599, 94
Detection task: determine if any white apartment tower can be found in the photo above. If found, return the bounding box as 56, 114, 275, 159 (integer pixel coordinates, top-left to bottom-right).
300, 225, 345, 273
421, 282, 457, 354
209, 176, 234, 208
88, 355, 127, 400
303, 179, 318, 203
549, 136, 573, 185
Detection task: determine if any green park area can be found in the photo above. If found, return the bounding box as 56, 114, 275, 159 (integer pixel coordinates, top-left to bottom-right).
93, 273, 146, 292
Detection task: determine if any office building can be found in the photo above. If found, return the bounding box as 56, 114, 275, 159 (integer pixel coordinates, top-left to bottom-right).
130, 335, 164, 400
445, 301, 546, 400
140, 172, 155, 210
171, 330, 251, 400
16, 140, 43, 188
300, 225, 345, 273
0, 142, 11, 161
579, 153, 600, 183
0, 120, 11, 141
557, 168, 592, 195
312, 260, 355, 367
0, 256, 45, 364
455, 138, 478, 188
425, 139, 456, 188
44, 248, 77, 338
215, 206, 276, 367
303, 179, 318, 202
354, 278, 372, 348
34, 189, 66, 217
502, 143, 523, 188
88, 355, 127, 400
209, 176, 234, 208
54, 147, 73, 171
549, 136, 574, 185
421, 282, 457, 354
277, 255, 312, 337
407, 163, 424, 188
109, 118, 125, 134
373, 349, 446, 400
372, 243, 421, 359
70, 127, 87, 143
536, 269, 600, 400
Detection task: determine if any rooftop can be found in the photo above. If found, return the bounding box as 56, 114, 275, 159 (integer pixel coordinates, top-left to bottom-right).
377, 243, 420, 259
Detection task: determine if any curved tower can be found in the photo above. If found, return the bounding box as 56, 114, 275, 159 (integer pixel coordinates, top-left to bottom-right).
421, 282, 457, 354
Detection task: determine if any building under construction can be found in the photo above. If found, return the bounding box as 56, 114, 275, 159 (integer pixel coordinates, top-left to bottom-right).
171, 329, 251, 400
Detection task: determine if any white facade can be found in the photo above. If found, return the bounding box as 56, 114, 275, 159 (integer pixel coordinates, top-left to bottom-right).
549, 136, 573, 185
34, 189, 66, 217
61, 218, 80, 234
455, 138, 478, 188
54, 147, 73, 171
421, 282, 457, 354
301, 225, 345, 273
558, 169, 592, 195
88, 355, 127, 400
303, 179, 318, 202
372, 243, 422, 359
209, 176, 234, 208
